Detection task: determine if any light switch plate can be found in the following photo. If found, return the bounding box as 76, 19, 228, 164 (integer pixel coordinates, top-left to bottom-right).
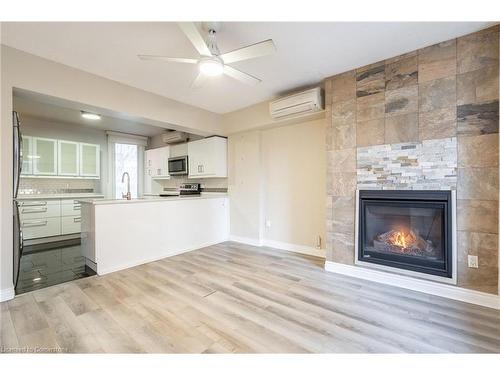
468, 255, 479, 268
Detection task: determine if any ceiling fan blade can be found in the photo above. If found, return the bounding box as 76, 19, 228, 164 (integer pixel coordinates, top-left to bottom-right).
224, 65, 261, 86
191, 72, 207, 89
220, 39, 276, 64
137, 55, 198, 64
178, 22, 212, 56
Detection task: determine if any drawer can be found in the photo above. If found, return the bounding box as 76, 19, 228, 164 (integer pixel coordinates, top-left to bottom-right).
61, 199, 83, 206
19, 202, 60, 219
62, 215, 81, 235
18, 199, 60, 207
21, 217, 61, 240
61, 202, 82, 216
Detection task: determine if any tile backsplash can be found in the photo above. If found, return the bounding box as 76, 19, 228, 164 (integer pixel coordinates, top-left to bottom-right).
19, 177, 100, 195
156, 176, 228, 192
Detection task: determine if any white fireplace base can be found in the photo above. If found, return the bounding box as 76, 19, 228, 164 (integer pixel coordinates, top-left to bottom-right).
324, 261, 500, 310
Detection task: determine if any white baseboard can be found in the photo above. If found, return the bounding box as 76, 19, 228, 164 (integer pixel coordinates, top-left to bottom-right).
229, 235, 325, 258
0, 286, 15, 302
325, 261, 500, 310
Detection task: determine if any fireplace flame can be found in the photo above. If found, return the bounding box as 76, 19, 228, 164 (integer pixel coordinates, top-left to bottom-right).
388, 230, 416, 249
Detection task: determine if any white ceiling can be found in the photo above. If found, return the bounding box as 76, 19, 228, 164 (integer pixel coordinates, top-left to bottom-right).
13, 92, 168, 137
2, 22, 491, 114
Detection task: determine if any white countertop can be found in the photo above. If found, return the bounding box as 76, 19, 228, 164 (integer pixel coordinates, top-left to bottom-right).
79, 193, 227, 205
17, 193, 105, 200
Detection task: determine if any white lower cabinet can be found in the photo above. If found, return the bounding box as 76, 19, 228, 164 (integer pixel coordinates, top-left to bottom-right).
62, 215, 81, 235
22, 217, 60, 240
19, 197, 86, 241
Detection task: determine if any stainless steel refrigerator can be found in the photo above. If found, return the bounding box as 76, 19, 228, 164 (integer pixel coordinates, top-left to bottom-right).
13, 111, 23, 290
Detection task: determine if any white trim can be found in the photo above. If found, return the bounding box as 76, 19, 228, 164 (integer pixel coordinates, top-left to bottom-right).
229, 235, 326, 258
325, 261, 500, 310
354, 189, 458, 285
0, 287, 15, 302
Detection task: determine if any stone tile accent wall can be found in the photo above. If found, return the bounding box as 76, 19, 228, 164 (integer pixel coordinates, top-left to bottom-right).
325, 25, 499, 294
357, 138, 457, 190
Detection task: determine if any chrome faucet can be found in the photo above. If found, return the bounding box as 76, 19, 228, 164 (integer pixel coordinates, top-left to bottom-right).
121, 172, 131, 200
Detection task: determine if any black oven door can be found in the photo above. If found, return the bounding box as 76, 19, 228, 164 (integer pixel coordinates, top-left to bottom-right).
168, 156, 188, 175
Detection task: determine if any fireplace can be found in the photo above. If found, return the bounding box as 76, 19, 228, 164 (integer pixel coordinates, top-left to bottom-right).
356, 190, 454, 279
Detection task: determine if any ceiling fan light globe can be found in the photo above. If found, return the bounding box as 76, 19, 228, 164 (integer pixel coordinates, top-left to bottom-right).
199, 59, 224, 76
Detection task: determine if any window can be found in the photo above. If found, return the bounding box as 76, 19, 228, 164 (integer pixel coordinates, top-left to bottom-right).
106, 131, 148, 200
114, 143, 138, 199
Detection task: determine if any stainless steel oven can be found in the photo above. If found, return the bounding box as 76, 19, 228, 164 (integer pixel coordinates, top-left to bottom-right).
168, 155, 188, 175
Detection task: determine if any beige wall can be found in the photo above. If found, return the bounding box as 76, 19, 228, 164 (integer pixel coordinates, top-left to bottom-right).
228, 119, 326, 253
261, 119, 326, 250
228, 130, 264, 242
0, 44, 224, 294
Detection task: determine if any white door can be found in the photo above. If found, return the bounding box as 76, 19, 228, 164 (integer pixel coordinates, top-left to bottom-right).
187, 139, 206, 177
58, 140, 80, 176
21, 135, 33, 175
80, 143, 100, 177
33, 137, 57, 175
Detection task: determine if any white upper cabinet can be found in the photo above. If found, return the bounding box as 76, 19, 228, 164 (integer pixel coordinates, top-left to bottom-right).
147, 146, 169, 178
188, 136, 227, 178
21, 136, 100, 179
58, 140, 80, 176
33, 137, 58, 175
79, 143, 100, 177
21, 135, 33, 175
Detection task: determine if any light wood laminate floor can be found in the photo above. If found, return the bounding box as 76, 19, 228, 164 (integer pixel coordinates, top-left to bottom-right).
2, 241, 500, 353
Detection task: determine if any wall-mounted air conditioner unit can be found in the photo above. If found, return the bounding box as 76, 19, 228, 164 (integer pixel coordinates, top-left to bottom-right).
269, 87, 324, 120
162, 131, 188, 144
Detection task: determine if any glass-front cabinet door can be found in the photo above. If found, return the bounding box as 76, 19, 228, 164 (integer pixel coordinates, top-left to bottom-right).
33, 137, 57, 175
58, 140, 79, 176
80, 143, 100, 177
21, 135, 33, 175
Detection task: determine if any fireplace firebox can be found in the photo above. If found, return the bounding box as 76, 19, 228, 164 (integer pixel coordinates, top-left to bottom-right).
356, 190, 454, 279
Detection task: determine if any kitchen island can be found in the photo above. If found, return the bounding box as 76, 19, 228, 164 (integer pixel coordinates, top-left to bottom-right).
79, 194, 229, 275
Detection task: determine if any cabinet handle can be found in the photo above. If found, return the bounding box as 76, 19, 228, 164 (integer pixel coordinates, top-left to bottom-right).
22, 220, 48, 227
73, 205, 81, 210
73, 217, 81, 223
21, 201, 47, 207
22, 207, 47, 214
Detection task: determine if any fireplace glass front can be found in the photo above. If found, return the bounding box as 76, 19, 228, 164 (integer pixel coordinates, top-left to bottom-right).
358, 190, 453, 278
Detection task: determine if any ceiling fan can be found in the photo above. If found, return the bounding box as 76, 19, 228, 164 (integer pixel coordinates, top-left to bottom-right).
138, 22, 276, 88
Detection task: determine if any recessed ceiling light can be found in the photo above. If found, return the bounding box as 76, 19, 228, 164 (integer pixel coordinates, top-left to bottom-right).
81, 111, 101, 120
198, 57, 224, 77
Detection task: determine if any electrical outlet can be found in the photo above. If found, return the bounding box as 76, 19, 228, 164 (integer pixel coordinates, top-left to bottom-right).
468, 255, 479, 268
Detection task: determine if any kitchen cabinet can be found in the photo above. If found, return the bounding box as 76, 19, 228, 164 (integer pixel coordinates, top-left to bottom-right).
21, 136, 100, 179
146, 146, 169, 178
188, 136, 227, 178
58, 140, 80, 176
33, 137, 58, 175
19, 200, 61, 240
21, 136, 33, 175
80, 143, 100, 177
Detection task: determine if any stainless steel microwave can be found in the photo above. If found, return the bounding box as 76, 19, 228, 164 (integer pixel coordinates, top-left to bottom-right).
168, 155, 188, 175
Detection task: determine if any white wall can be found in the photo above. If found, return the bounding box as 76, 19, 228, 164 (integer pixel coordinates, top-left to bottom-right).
228, 119, 326, 255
